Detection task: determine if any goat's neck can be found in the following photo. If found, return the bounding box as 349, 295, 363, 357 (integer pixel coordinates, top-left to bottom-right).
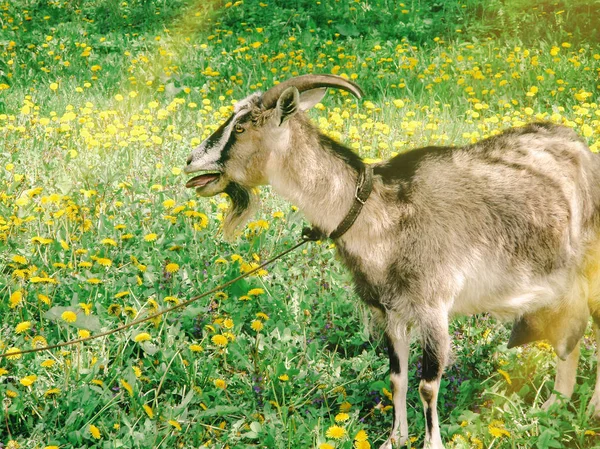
266, 116, 362, 236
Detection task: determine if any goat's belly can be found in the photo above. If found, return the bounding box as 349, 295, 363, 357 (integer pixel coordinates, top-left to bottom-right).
450, 275, 571, 321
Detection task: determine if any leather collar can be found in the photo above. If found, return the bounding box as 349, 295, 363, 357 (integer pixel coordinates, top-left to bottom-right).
328, 164, 374, 240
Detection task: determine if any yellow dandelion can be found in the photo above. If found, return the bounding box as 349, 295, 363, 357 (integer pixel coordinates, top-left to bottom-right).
20, 374, 37, 386
165, 263, 179, 273
355, 441, 371, 449
279, 374, 289, 381
89, 424, 101, 439
41, 359, 55, 368
0, 368, 8, 376
9, 290, 23, 308
100, 238, 117, 246
108, 304, 122, 315
96, 257, 112, 267
211, 334, 228, 346
168, 419, 182, 431
44, 387, 60, 398
251, 320, 264, 332
38, 294, 51, 305
115, 291, 129, 298
340, 401, 352, 413
134, 332, 151, 343
354, 429, 368, 441
497, 369, 512, 385
256, 312, 269, 320
143, 404, 154, 418
6, 390, 18, 398
61, 311, 77, 323
248, 288, 264, 296
120, 379, 133, 397
189, 344, 204, 352
335, 412, 350, 422
15, 321, 31, 334
123, 306, 138, 318
86, 278, 103, 284
78, 329, 91, 338
144, 233, 158, 242
11, 255, 27, 264
214, 379, 226, 389
319, 443, 334, 449
488, 421, 510, 438
326, 425, 346, 439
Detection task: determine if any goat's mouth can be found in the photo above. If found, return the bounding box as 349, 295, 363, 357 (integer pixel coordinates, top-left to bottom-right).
185, 170, 222, 189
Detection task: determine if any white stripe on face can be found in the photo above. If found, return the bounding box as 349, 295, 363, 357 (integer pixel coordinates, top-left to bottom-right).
186, 95, 258, 173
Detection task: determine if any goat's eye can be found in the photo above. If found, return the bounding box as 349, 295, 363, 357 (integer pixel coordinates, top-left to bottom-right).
234, 124, 245, 133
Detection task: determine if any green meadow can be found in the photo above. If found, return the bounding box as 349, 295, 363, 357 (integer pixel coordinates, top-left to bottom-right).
1, 0, 600, 448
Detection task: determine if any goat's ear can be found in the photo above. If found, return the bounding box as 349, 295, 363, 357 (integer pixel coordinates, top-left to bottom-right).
276, 87, 300, 126
298, 87, 327, 111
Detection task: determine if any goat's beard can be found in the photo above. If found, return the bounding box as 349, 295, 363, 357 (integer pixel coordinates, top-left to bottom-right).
222, 182, 259, 241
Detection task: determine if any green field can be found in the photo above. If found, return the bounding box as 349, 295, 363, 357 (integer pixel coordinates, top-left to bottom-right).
2, 0, 600, 448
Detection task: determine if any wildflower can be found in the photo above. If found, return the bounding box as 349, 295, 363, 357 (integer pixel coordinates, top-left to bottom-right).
168, 420, 182, 431
121, 379, 133, 396
9, 290, 23, 308
143, 404, 154, 418
189, 344, 204, 352
326, 425, 347, 439
44, 388, 60, 397
6, 441, 20, 449
144, 233, 158, 242
335, 413, 350, 422
96, 257, 112, 267
165, 263, 179, 273
123, 306, 138, 318
11, 255, 27, 264
354, 430, 368, 441
340, 401, 352, 412
488, 421, 510, 438
248, 288, 264, 296
256, 312, 269, 320
89, 424, 101, 439
497, 369, 512, 385
15, 321, 31, 334
0, 368, 8, 376
164, 296, 179, 304
134, 332, 151, 343
272, 211, 284, 218
279, 374, 289, 381
79, 303, 92, 315
20, 374, 37, 386
61, 311, 77, 323
319, 444, 334, 449
108, 304, 122, 315
100, 238, 117, 246
38, 294, 51, 305
32, 336, 47, 348
78, 329, 90, 338
41, 359, 55, 368
355, 441, 370, 449
251, 320, 264, 332
115, 291, 129, 298
211, 334, 228, 346
214, 379, 226, 389
87, 278, 103, 284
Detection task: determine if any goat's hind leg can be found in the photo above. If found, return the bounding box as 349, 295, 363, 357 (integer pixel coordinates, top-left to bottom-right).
380, 329, 410, 449
542, 341, 580, 410
419, 314, 450, 449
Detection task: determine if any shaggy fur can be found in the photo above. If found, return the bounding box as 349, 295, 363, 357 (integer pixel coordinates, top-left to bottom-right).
184, 76, 600, 449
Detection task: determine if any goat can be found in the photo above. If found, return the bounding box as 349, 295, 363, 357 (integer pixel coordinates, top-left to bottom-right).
184, 74, 600, 449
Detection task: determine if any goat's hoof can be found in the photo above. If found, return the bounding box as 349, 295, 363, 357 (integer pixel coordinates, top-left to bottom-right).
542, 394, 557, 411
379, 436, 407, 449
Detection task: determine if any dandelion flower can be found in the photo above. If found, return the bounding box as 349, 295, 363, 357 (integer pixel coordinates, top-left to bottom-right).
9, 291, 23, 308
144, 233, 158, 242
15, 321, 31, 334
251, 320, 264, 332
248, 288, 264, 296
61, 311, 77, 323
335, 412, 350, 422
165, 263, 179, 273
44, 388, 60, 398
189, 344, 204, 352
355, 441, 371, 449
211, 334, 228, 346
121, 379, 133, 397
319, 444, 334, 449
354, 430, 368, 441
326, 425, 346, 439
134, 332, 151, 343
168, 420, 182, 431
78, 329, 91, 338
214, 379, 226, 389
279, 374, 289, 381
143, 404, 154, 418
41, 360, 55, 368
20, 374, 37, 386
100, 238, 117, 246
89, 424, 101, 439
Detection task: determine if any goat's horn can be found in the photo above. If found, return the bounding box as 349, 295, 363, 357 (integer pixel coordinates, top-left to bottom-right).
261, 74, 364, 109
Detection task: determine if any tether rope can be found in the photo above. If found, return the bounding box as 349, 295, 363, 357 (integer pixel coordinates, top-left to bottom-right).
0, 237, 312, 359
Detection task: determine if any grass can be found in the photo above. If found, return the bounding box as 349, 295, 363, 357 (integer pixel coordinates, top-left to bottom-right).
1, 0, 600, 448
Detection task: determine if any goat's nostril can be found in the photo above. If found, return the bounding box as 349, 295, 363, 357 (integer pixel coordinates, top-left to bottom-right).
186, 156, 192, 166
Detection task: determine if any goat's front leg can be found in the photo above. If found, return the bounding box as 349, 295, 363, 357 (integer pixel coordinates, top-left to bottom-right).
380, 330, 410, 449
588, 323, 600, 418
419, 317, 450, 449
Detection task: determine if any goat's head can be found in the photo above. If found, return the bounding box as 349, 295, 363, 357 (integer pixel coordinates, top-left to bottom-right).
184, 74, 363, 239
